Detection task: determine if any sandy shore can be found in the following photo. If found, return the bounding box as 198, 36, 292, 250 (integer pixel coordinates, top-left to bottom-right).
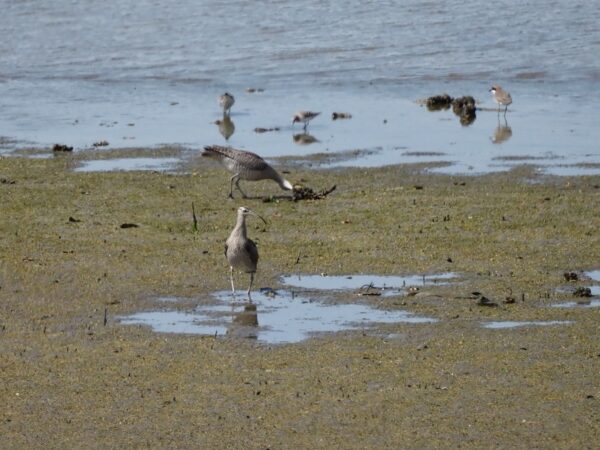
1, 150, 599, 449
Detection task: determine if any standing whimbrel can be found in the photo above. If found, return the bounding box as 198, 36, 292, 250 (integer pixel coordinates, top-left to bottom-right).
292, 111, 320, 130
218, 92, 235, 115
225, 206, 266, 299
202, 145, 293, 198
489, 85, 512, 114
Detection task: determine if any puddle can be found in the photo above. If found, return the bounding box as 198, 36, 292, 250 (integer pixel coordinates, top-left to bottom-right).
535, 165, 600, 177
74, 157, 180, 172
119, 289, 437, 344
281, 273, 457, 297
482, 321, 573, 329
551, 300, 600, 309
586, 270, 600, 281
555, 269, 600, 300
3, 86, 600, 177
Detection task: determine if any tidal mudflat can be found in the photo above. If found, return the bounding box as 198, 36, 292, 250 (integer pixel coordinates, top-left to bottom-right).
1, 154, 599, 448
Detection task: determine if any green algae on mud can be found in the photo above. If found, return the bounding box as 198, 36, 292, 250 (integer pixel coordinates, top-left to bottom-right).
1, 153, 599, 449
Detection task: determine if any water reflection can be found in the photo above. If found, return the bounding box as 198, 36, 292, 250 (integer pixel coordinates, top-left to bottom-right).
215, 115, 235, 140
119, 288, 437, 344
293, 132, 319, 145
483, 320, 572, 329
74, 157, 180, 172
227, 302, 259, 339
491, 116, 513, 144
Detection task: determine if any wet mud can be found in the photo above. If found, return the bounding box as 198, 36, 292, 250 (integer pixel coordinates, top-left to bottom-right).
1, 154, 599, 448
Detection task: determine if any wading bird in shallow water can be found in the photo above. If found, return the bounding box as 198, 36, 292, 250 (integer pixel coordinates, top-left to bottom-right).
489, 85, 512, 114
292, 111, 320, 130
218, 92, 235, 115
225, 206, 266, 300
202, 145, 293, 198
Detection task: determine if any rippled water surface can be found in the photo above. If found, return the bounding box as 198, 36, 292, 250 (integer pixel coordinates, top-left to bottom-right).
1, 0, 599, 173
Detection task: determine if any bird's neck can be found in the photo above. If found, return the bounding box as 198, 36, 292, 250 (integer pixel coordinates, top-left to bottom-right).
234, 215, 247, 238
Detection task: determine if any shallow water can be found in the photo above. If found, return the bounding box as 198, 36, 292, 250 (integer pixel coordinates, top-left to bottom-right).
74, 157, 180, 172
483, 321, 573, 330
119, 289, 437, 344
1, 0, 599, 175
281, 273, 457, 297
551, 300, 600, 309
586, 270, 600, 281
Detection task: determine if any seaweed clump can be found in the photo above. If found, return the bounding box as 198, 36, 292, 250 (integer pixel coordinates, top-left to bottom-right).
292, 184, 336, 201
425, 94, 453, 111
452, 96, 477, 126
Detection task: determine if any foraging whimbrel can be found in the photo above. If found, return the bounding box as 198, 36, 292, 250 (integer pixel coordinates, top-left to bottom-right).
489, 85, 512, 114
218, 92, 235, 115
202, 145, 293, 198
292, 111, 320, 130
225, 206, 266, 299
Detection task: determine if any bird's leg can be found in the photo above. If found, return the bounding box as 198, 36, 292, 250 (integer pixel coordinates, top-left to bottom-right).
247, 272, 254, 301
303, 123, 308, 131
230, 266, 236, 296
229, 174, 239, 199
235, 178, 248, 199
504, 105, 508, 116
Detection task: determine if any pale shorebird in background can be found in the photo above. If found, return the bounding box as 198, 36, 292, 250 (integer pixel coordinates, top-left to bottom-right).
202, 145, 293, 198
219, 92, 235, 115
489, 85, 512, 114
292, 111, 320, 130
225, 206, 266, 299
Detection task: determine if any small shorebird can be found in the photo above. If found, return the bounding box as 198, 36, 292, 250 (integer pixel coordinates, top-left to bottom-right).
489, 85, 512, 114
292, 111, 320, 130
225, 206, 266, 299
202, 145, 293, 198
219, 92, 235, 115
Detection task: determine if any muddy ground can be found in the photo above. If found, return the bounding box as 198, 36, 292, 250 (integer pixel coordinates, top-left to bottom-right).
1, 149, 599, 449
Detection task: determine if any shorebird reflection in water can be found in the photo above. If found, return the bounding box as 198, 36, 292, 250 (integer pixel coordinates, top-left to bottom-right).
202, 145, 293, 198
225, 206, 267, 300
293, 132, 319, 145
215, 115, 235, 140
491, 116, 513, 144
489, 85, 512, 115
292, 111, 320, 130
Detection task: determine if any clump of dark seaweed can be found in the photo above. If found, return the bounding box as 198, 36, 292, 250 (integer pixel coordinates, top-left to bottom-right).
452, 96, 477, 126
52, 144, 73, 152
573, 287, 592, 297
425, 94, 453, 111
292, 184, 336, 201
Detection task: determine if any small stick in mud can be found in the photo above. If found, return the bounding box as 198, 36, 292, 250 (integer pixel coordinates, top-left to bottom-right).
192, 202, 198, 232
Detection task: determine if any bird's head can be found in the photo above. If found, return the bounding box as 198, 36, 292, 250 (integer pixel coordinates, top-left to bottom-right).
238, 206, 267, 224
292, 115, 300, 125
489, 85, 498, 94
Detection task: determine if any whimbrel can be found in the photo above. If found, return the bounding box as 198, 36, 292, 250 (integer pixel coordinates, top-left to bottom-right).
219, 92, 235, 115
292, 111, 320, 130
489, 85, 512, 114
202, 145, 293, 198
225, 206, 266, 299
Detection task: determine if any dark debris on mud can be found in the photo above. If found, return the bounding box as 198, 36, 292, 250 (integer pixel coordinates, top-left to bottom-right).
292, 184, 336, 201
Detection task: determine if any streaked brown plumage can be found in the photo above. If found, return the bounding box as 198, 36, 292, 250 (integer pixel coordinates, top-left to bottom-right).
202, 145, 293, 198
225, 206, 266, 299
